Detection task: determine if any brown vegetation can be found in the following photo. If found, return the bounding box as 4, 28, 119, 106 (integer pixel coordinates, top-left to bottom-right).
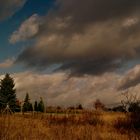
0, 111, 140, 140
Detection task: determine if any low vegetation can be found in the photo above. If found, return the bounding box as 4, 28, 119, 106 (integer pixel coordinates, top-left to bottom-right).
0, 111, 139, 140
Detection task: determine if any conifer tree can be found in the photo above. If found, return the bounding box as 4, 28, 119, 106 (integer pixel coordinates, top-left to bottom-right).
34, 101, 38, 112
22, 93, 32, 112
0, 73, 16, 111
38, 98, 45, 112
29, 103, 33, 111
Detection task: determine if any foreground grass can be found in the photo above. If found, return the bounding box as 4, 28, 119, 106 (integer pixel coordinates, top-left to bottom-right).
0, 112, 139, 140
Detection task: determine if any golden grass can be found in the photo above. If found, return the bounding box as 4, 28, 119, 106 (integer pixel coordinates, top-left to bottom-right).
0, 111, 139, 140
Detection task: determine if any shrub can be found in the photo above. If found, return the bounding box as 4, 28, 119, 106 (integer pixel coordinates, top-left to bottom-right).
114, 113, 140, 132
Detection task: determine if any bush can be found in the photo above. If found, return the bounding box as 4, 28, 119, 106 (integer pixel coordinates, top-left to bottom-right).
128, 102, 140, 113
130, 113, 140, 130
114, 113, 140, 132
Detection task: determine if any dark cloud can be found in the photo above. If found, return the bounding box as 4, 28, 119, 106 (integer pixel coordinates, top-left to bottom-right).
15, 0, 140, 75
118, 65, 140, 90
56, 0, 140, 23
57, 59, 122, 76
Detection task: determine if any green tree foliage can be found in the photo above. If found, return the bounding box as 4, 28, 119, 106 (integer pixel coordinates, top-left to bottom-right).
29, 103, 33, 111
0, 73, 17, 111
38, 98, 45, 112
22, 93, 33, 112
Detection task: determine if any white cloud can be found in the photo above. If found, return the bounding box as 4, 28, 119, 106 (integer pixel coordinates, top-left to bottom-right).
9, 14, 41, 44
1, 65, 139, 108
7, 64, 140, 108
10, 71, 122, 108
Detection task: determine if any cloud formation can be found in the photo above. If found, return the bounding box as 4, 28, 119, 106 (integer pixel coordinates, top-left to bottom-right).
14, 0, 140, 75
0, 64, 139, 108
9, 14, 40, 44
0, 59, 14, 68
13, 71, 121, 107
11, 65, 140, 107
118, 65, 140, 90
0, 0, 27, 21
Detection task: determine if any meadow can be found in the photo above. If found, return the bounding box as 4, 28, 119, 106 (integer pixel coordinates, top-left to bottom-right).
0, 111, 139, 140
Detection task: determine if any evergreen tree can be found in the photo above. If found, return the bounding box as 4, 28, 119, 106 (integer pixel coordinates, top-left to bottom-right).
0, 73, 16, 111
29, 103, 33, 111
38, 98, 45, 112
22, 93, 32, 112
34, 101, 38, 112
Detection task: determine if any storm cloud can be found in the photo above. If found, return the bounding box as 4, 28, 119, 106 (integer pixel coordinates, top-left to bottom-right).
14, 0, 140, 75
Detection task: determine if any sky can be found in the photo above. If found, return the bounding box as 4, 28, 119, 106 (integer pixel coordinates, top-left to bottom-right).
0, 0, 140, 108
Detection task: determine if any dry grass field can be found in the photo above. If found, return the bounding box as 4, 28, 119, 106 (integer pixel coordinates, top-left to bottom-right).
0, 111, 139, 140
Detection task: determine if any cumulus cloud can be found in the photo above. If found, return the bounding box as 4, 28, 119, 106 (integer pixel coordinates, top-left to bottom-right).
9, 14, 41, 44
14, 0, 140, 75
0, 64, 138, 108
12, 71, 121, 107
0, 58, 14, 68
0, 0, 27, 21
118, 65, 140, 90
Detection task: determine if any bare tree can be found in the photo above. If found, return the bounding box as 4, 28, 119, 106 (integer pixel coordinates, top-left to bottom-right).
121, 89, 140, 112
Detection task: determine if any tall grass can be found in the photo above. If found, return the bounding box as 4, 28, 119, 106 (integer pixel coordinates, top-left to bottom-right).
114, 112, 140, 137
0, 111, 139, 140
